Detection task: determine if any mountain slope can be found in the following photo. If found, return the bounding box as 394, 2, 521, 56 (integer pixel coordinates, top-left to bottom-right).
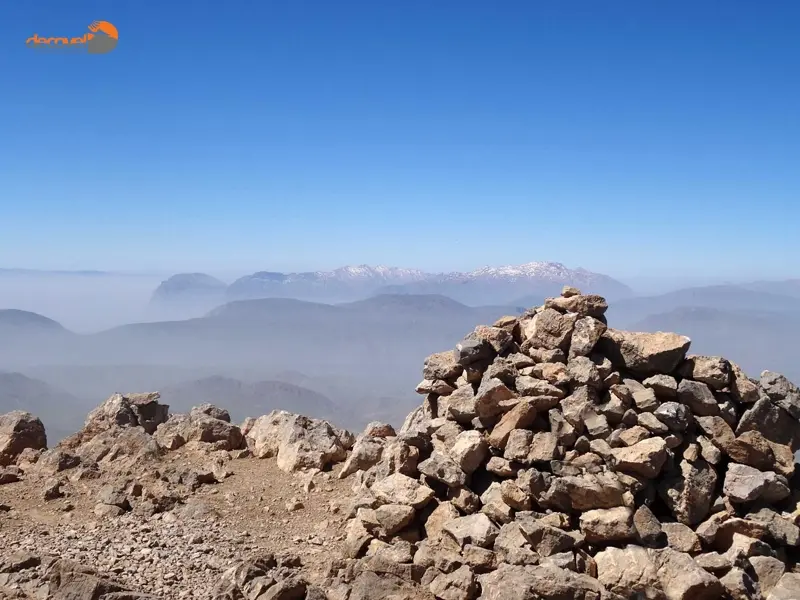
0, 309, 67, 333
227, 265, 426, 302
607, 284, 800, 328
381, 262, 633, 305
159, 375, 340, 424
0, 372, 91, 443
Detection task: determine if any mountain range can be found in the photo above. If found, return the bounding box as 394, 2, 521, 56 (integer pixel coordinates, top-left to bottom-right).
4, 278, 800, 438
150, 262, 634, 309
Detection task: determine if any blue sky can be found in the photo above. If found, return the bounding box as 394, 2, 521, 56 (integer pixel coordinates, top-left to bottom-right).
1, 1, 798, 281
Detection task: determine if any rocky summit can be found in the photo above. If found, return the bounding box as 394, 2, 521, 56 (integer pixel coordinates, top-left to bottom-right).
2, 289, 800, 599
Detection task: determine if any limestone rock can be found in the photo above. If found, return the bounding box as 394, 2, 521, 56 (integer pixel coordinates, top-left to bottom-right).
520, 308, 578, 351
760, 371, 800, 421
442, 514, 500, 549
659, 459, 717, 526
653, 548, 724, 600
612, 437, 668, 478
339, 436, 386, 478
662, 523, 702, 553
424, 351, 464, 381
569, 316, 607, 358
429, 565, 476, 600
474, 379, 518, 419
595, 545, 662, 599
748, 556, 785, 597
579, 507, 636, 543
0, 411, 47, 467
449, 431, 488, 474
723, 464, 777, 503
372, 473, 435, 508
767, 573, 800, 600
419, 451, 467, 488
245, 410, 350, 472
599, 329, 691, 376
479, 564, 604, 600
677, 380, 720, 417
487, 402, 537, 449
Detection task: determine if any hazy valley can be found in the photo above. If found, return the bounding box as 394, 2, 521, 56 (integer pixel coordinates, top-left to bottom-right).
2, 263, 799, 443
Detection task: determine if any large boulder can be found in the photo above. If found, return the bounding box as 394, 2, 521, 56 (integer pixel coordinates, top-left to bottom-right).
0, 411, 46, 467
245, 410, 352, 473
479, 564, 604, 600
598, 329, 691, 375
154, 408, 243, 451
60, 392, 168, 450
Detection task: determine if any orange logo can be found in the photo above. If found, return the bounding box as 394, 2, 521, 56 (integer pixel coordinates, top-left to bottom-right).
27, 20, 118, 54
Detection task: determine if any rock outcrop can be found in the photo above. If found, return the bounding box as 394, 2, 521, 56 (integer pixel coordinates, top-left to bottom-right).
337, 287, 800, 600
0, 411, 46, 467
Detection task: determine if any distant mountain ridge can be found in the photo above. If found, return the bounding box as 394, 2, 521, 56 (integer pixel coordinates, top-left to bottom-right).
225, 261, 632, 305
159, 375, 340, 424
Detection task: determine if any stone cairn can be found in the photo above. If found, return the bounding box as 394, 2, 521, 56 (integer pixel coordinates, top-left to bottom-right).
341, 287, 800, 600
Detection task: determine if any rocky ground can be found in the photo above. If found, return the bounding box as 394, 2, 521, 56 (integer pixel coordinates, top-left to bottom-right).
2, 288, 800, 599
0, 445, 354, 598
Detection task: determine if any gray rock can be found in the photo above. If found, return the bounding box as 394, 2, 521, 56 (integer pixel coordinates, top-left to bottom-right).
643, 374, 678, 398
375, 504, 416, 536
447, 386, 478, 424
569, 316, 607, 358
748, 556, 785, 597
634, 505, 666, 547
567, 357, 602, 388
659, 458, 717, 526
637, 412, 670, 435
419, 451, 468, 488
654, 402, 690, 431
339, 436, 385, 478
719, 568, 760, 600
759, 371, 800, 421
474, 379, 518, 419
625, 379, 660, 412
454, 337, 495, 367
245, 410, 350, 472
677, 380, 720, 417
504, 429, 533, 463
545, 294, 609, 317
737, 397, 800, 451
442, 514, 500, 549
723, 464, 771, 503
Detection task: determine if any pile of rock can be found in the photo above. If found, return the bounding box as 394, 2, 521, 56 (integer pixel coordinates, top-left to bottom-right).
339, 288, 800, 599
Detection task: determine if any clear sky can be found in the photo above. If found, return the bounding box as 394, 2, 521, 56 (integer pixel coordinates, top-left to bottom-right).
1, 1, 798, 281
